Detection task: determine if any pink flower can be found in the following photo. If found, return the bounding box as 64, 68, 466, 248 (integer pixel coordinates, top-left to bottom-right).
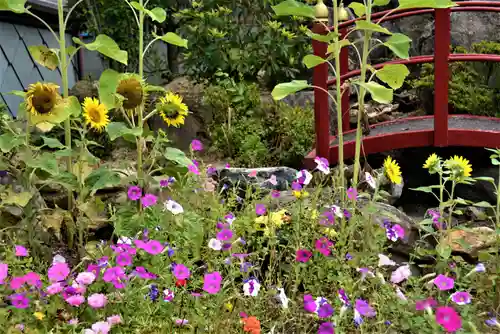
436, 306, 462, 332
10, 276, 25, 290
103, 266, 125, 282
0, 263, 8, 284
314, 156, 330, 174
23, 272, 41, 287
450, 291, 472, 305
415, 297, 437, 311
203, 272, 222, 294
75, 272, 96, 285
347, 187, 357, 200
188, 162, 200, 175
116, 253, 132, 267
434, 274, 454, 291
71, 281, 87, 294
172, 264, 190, 280
107, 314, 122, 325
296, 249, 313, 263
390, 265, 411, 283
142, 240, 164, 255
127, 186, 142, 201
393, 224, 405, 239
175, 319, 189, 326
315, 237, 333, 256
88, 293, 108, 308
15, 245, 28, 257
141, 194, 158, 207
89, 321, 111, 334
10, 293, 29, 308
46, 282, 64, 295
48, 262, 70, 282
191, 139, 203, 151
65, 294, 85, 307
255, 204, 267, 216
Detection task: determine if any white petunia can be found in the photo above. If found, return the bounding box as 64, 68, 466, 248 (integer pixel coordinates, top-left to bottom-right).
243, 279, 261, 297
296, 170, 313, 185
378, 254, 396, 267
277, 288, 289, 309
390, 264, 412, 284
365, 172, 376, 189
208, 238, 222, 251
164, 200, 184, 215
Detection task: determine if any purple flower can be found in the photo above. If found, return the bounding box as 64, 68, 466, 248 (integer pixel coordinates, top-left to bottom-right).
133, 266, 157, 280
450, 291, 472, 305
203, 272, 222, 294
291, 181, 302, 191
296, 169, 312, 185
415, 297, 437, 311
207, 166, 217, 175
148, 284, 160, 302
188, 162, 200, 175
296, 249, 312, 263
318, 322, 335, 334
116, 253, 132, 267
314, 156, 330, 175
434, 274, 454, 291
225, 213, 236, 224
0, 263, 8, 284
15, 245, 28, 257
338, 289, 351, 306
10, 293, 29, 309
141, 240, 164, 255
255, 204, 266, 216
240, 262, 252, 272
303, 294, 318, 313
141, 194, 158, 207
160, 179, 172, 187
355, 299, 376, 317
172, 264, 191, 280
347, 187, 357, 200
216, 229, 233, 241
318, 302, 334, 318
127, 186, 142, 201
485, 317, 499, 327
345, 253, 353, 261
315, 237, 333, 256
190, 139, 203, 151
271, 190, 281, 198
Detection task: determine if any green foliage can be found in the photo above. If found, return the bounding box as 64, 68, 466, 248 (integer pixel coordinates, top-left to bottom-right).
174, 0, 312, 88
412, 41, 500, 117
204, 76, 313, 167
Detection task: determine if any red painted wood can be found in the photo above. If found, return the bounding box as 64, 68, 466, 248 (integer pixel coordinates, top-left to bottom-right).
340, 28, 351, 132
312, 23, 330, 159
433, 8, 451, 146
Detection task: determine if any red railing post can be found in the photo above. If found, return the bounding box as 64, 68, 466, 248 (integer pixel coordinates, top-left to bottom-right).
312, 23, 331, 160
433, 8, 451, 146
340, 27, 351, 132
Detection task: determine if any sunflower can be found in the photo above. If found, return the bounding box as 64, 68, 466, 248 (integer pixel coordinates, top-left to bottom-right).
156, 91, 188, 127
384, 156, 402, 184
116, 73, 145, 110
423, 153, 441, 174
82, 97, 110, 132
444, 155, 472, 179
25, 82, 61, 116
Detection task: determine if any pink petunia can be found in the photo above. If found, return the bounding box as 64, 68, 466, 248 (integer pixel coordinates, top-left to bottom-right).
10, 276, 25, 290
23, 272, 41, 287
87, 293, 108, 309
315, 237, 333, 257
142, 240, 164, 255
203, 272, 222, 294
15, 245, 28, 257
190, 139, 203, 151
0, 263, 8, 284
46, 282, 64, 295
296, 249, 313, 263
48, 262, 70, 282
141, 194, 158, 208
436, 306, 462, 332
75, 272, 96, 285
127, 186, 142, 201
434, 274, 454, 291
65, 294, 85, 307
172, 264, 191, 280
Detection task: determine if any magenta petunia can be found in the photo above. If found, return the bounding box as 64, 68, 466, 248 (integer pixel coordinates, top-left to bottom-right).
191, 139, 203, 151
255, 204, 267, 216
15, 245, 28, 257
0, 263, 7, 284
434, 274, 455, 291
393, 224, 405, 239
133, 266, 157, 280
216, 229, 233, 241
303, 294, 318, 313
23, 272, 41, 287
116, 252, 133, 267
103, 266, 126, 283
142, 240, 164, 255
296, 249, 313, 263
188, 162, 200, 175
315, 237, 333, 256
141, 194, 158, 208
127, 186, 142, 201
436, 306, 462, 332
318, 322, 335, 334
48, 262, 70, 282
203, 272, 222, 294
10, 293, 29, 309
346, 187, 357, 200
172, 264, 191, 280
10, 276, 25, 290
318, 302, 334, 318
415, 297, 437, 311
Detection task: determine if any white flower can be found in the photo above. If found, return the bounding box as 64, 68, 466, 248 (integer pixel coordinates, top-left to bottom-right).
474, 263, 486, 272
164, 200, 184, 215
330, 205, 344, 218
365, 172, 376, 189
267, 174, 278, 186
243, 279, 261, 297
395, 287, 407, 301
390, 264, 411, 284
208, 238, 222, 251
117, 236, 132, 245
378, 254, 396, 267
52, 254, 66, 264
296, 170, 313, 185
277, 288, 289, 309
314, 156, 330, 175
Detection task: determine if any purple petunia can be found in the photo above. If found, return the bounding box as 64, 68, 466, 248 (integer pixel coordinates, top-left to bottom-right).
216, 229, 233, 241
450, 291, 472, 305
355, 299, 376, 317
318, 322, 335, 334
127, 186, 142, 201
255, 204, 267, 216
434, 274, 455, 291
347, 187, 357, 200
318, 302, 334, 318
172, 264, 191, 280
203, 272, 222, 294
415, 297, 437, 311
10, 293, 29, 309
338, 289, 351, 306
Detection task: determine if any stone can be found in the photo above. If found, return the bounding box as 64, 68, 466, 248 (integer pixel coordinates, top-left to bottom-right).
444, 226, 498, 256
217, 167, 299, 192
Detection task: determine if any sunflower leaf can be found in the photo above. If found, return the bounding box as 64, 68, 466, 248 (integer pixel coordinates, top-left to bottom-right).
85, 167, 122, 195
271, 0, 315, 18
164, 147, 192, 167
106, 122, 142, 141
357, 81, 393, 103
271, 80, 310, 100
28, 45, 59, 70
26, 152, 59, 175
0, 133, 23, 153
66, 96, 81, 117
41, 136, 65, 149
1, 188, 32, 207
99, 69, 120, 110
130, 2, 166, 23
153, 32, 188, 49
0, 0, 26, 13
73, 35, 128, 65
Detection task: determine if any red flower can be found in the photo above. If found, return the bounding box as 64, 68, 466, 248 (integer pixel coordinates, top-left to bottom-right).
176, 279, 187, 287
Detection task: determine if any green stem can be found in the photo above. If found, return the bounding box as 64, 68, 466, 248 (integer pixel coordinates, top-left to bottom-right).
352, 2, 373, 187
137, 1, 145, 185
447, 181, 456, 230
496, 165, 500, 226
58, 0, 72, 209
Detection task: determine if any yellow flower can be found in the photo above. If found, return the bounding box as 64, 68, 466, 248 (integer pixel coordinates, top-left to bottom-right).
33, 312, 45, 320
156, 91, 189, 127
25, 82, 61, 116
270, 209, 290, 228
82, 97, 110, 132
324, 228, 338, 238
293, 190, 309, 199
423, 153, 440, 171
224, 302, 233, 312
310, 209, 319, 220
116, 73, 145, 110
444, 155, 472, 179
384, 156, 402, 184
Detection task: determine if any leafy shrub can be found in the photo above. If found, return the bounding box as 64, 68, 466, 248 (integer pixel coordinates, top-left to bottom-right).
203, 76, 314, 167
411, 41, 500, 117
174, 0, 312, 89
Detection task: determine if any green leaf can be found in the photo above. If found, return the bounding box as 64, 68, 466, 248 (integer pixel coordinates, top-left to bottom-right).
375, 64, 410, 89
67, 45, 79, 58
492, 158, 500, 166
0, 0, 26, 13
106, 122, 142, 141
26, 153, 59, 175
348, 2, 366, 17
28, 45, 59, 70
2, 189, 32, 207
475, 176, 495, 183
302, 55, 327, 69
145, 85, 166, 93
55, 148, 73, 157
130, 2, 166, 23
66, 95, 81, 117
473, 201, 493, 208
271, 0, 315, 18
73, 35, 128, 65
436, 242, 452, 259
358, 82, 393, 103
355, 20, 392, 35
384, 33, 412, 59
7, 90, 25, 97
398, 0, 456, 9
373, 0, 391, 6
41, 136, 65, 149
153, 32, 188, 49
99, 69, 120, 110
47, 172, 79, 191
85, 168, 122, 195
327, 39, 351, 55
164, 147, 192, 167
271, 80, 310, 100
306, 31, 338, 43
0, 133, 23, 153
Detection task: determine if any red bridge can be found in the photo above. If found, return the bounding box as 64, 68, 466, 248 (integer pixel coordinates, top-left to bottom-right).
304, 1, 500, 167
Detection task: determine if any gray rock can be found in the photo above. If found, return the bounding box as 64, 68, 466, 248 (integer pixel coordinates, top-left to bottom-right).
218, 167, 299, 192
454, 166, 497, 204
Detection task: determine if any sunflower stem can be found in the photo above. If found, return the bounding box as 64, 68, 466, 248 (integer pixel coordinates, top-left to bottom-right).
143, 109, 158, 122
58, 0, 73, 210
137, 0, 145, 186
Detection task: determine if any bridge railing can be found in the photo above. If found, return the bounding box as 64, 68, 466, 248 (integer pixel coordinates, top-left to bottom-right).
312, 1, 500, 160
